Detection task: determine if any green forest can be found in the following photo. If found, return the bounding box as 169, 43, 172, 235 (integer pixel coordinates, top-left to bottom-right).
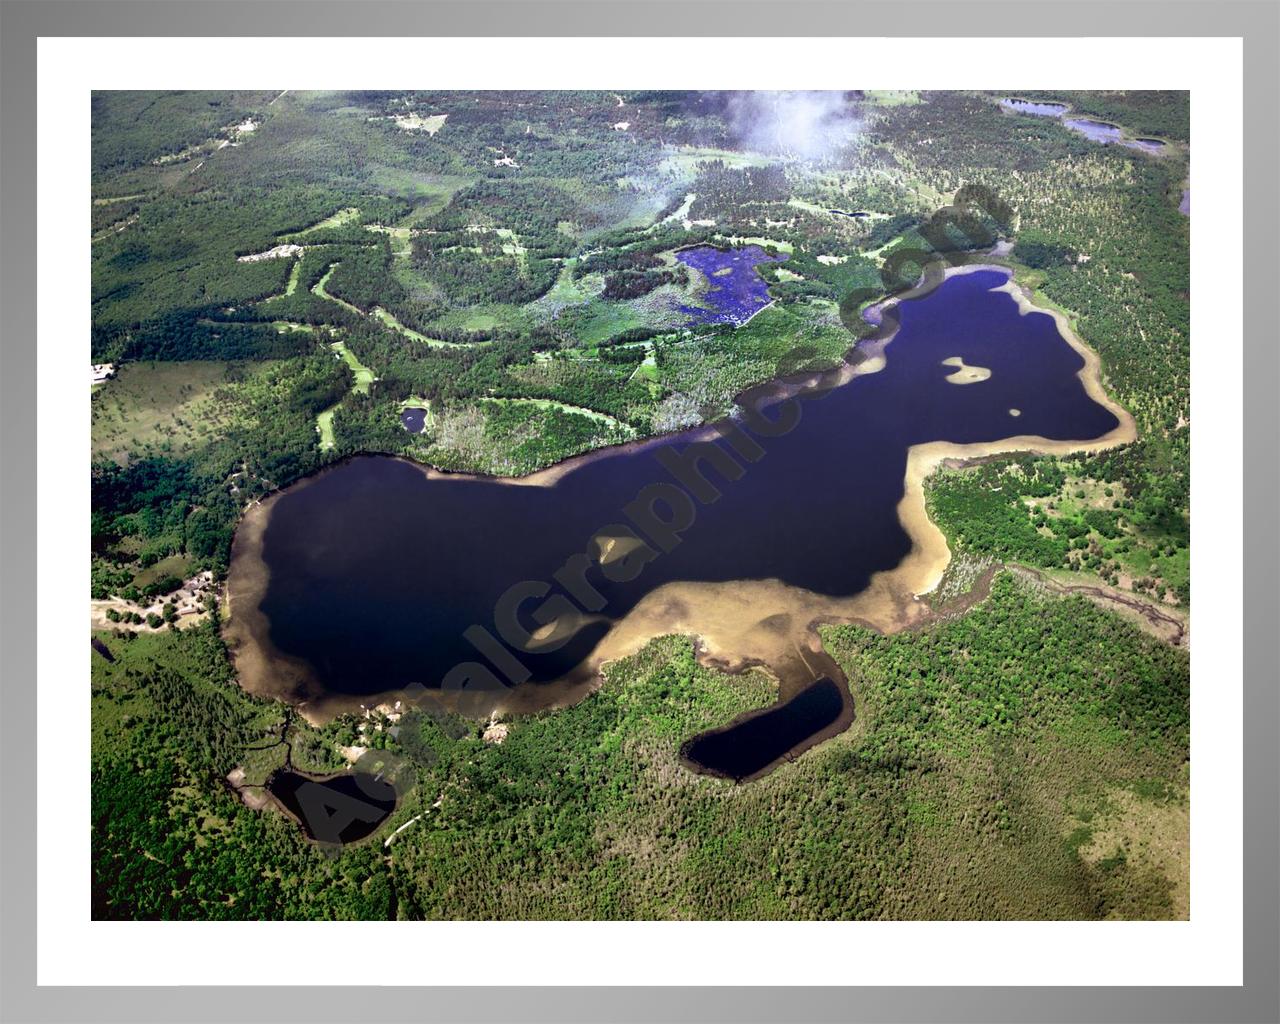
93, 575, 1188, 920
91, 89, 1190, 920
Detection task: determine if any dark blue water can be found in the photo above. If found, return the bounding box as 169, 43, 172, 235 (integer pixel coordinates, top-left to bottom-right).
267, 770, 397, 844
248, 269, 1119, 752
1001, 98, 1068, 117
676, 244, 782, 326
400, 407, 427, 433
683, 677, 846, 781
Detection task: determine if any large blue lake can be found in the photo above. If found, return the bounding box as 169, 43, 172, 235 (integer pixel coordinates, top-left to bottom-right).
230, 269, 1120, 780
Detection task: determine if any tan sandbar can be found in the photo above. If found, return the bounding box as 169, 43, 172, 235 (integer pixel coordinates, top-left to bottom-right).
941, 355, 992, 384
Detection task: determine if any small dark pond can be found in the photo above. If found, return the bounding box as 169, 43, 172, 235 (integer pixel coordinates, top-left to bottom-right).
681, 677, 846, 781
1001, 98, 1068, 117
676, 244, 783, 326
829, 209, 870, 219
267, 770, 398, 844
400, 407, 427, 433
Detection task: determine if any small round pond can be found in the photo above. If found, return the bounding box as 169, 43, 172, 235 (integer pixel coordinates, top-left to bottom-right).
400, 407, 428, 433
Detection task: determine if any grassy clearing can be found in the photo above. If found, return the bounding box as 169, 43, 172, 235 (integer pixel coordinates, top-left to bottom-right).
570, 301, 650, 346
330, 341, 375, 393
390, 112, 448, 135
285, 206, 360, 239
371, 306, 470, 349
91, 360, 268, 462
1075, 784, 1189, 919
315, 406, 337, 449
371, 172, 475, 214
786, 196, 835, 217
659, 146, 775, 178
494, 227, 530, 277
425, 396, 638, 476
719, 234, 795, 254
281, 258, 303, 297
529, 260, 596, 314
311, 263, 364, 315
132, 552, 195, 588
564, 275, 709, 346
365, 224, 414, 258
862, 90, 923, 106
660, 192, 697, 224
628, 348, 663, 399
655, 300, 850, 418
430, 305, 521, 333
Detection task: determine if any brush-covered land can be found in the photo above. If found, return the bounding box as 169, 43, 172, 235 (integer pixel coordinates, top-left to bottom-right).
91, 90, 1190, 919
93, 574, 1188, 920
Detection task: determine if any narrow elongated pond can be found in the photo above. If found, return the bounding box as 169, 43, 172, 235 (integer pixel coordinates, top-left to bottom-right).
682, 677, 847, 781
1000, 98, 1068, 117
227, 268, 1127, 779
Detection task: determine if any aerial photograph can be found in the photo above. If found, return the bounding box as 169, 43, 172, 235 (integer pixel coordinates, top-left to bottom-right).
90, 89, 1190, 921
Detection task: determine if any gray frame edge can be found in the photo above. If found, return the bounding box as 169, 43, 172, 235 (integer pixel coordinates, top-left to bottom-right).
0, 1, 1275, 1022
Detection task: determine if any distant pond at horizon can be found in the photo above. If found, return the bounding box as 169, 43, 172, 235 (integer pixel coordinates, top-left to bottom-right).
1002, 98, 1169, 154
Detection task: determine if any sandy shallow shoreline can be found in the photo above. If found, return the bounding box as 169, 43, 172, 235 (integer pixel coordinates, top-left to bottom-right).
223, 261, 1141, 731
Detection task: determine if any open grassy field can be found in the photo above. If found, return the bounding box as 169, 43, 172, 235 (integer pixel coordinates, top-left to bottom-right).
284, 206, 360, 239
365, 223, 414, 258
315, 406, 338, 449
862, 89, 923, 106
91, 360, 270, 463
329, 341, 374, 392
658, 146, 777, 178
371, 306, 471, 348
312, 263, 365, 315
